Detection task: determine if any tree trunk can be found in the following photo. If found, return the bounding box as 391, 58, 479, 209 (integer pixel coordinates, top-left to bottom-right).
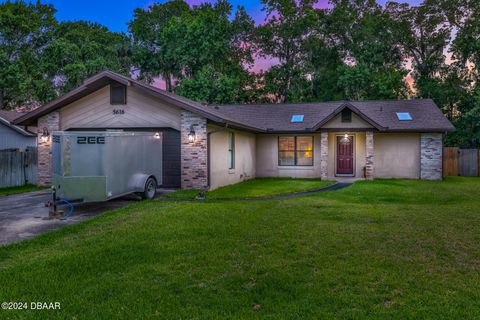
164, 74, 173, 92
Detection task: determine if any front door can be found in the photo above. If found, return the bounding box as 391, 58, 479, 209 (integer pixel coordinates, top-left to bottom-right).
336, 135, 354, 175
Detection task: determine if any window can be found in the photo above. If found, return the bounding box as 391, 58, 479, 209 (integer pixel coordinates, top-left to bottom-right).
228, 132, 235, 169
341, 109, 352, 122
291, 115, 304, 123
110, 83, 126, 105
278, 136, 313, 166
396, 112, 412, 120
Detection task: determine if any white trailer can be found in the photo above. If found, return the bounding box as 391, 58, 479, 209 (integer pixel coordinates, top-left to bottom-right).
52, 131, 162, 202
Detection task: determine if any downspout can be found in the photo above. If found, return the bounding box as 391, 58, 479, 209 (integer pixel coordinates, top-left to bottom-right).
207, 123, 228, 189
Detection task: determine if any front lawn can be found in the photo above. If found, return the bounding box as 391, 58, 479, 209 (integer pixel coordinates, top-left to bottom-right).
0, 184, 47, 197
1, 177, 480, 318
166, 177, 335, 199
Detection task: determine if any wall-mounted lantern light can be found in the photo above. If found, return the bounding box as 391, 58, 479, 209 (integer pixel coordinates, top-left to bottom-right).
341, 133, 350, 143
188, 125, 196, 143
153, 132, 161, 140
41, 127, 50, 143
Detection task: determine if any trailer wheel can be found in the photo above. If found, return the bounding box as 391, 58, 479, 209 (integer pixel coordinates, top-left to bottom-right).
142, 177, 157, 200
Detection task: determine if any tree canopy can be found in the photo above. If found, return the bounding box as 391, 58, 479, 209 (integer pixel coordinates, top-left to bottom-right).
0, 0, 479, 146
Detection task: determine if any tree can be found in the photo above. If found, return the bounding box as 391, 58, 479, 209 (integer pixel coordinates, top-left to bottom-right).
329, 0, 410, 100
44, 21, 132, 95
129, 0, 190, 92
0, 0, 56, 109
387, 2, 451, 98
256, 0, 319, 102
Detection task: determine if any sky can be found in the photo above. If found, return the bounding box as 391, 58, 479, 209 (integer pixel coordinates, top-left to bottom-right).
34, 0, 422, 33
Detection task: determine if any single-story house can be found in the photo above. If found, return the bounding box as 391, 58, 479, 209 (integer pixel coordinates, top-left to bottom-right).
0, 110, 36, 150
14, 71, 455, 190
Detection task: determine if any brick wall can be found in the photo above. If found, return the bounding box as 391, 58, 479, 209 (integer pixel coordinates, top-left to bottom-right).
37, 112, 60, 186
420, 133, 443, 180
180, 110, 208, 189
365, 131, 374, 179
320, 132, 328, 179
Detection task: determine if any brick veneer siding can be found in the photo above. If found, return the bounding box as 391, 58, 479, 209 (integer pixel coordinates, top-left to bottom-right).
320, 132, 328, 179
180, 110, 208, 189
420, 133, 443, 180
37, 112, 60, 186
365, 131, 374, 179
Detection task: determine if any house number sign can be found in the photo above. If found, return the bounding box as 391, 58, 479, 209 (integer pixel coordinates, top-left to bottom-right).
112, 109, 125, 115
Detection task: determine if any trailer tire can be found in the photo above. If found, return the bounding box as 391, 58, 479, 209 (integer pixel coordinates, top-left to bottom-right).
142, 177, 157, 200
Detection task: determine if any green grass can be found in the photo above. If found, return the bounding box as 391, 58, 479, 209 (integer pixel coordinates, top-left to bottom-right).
165, 178, 335, 199
0, 184, 47, 197
1, 177, 480, 319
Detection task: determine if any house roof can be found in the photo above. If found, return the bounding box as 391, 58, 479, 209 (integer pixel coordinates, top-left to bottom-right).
14, 70, 454, 133
209, 99, 455, 133
14, 71, 260, 132
0, 110, 26, 122
0, 115, 36, 137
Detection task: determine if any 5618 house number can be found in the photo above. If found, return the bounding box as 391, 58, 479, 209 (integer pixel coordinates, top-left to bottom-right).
112, 109, 125, 115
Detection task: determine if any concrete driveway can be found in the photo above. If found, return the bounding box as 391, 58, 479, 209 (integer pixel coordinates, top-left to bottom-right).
0, 189, 148, 246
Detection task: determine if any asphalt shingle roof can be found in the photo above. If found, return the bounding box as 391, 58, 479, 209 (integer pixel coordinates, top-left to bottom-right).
14, 71, 454, 133
209, 99, 454, 132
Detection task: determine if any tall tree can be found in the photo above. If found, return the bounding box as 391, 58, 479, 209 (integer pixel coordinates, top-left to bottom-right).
329, 0, 410, 100
44, 21, 132, 95
256, 0, 319, 102
129, 0, 190, 92
0, 0, 56, 109
387, 2, 451, 98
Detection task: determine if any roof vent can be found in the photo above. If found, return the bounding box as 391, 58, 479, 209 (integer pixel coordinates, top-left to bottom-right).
396, 112, 412, 121
291, 115, 304, 123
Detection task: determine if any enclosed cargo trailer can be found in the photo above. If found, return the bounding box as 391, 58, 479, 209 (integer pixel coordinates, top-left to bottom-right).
52, 131, 162, 202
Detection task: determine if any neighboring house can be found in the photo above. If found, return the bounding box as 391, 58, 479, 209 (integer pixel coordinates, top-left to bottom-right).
0, 110, 36, 150
14, 71, 455, 189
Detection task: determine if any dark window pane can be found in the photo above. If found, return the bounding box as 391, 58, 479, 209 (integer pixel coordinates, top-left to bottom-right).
111, 84, 126, 105
279, 151, 295, 166
341, 109, 352, 122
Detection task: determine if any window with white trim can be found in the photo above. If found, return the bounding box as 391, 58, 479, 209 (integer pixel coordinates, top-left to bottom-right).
228, 132, 235, 169
278, 136, 313, 166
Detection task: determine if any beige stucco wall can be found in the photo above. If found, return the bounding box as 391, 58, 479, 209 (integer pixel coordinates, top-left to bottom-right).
60, 85, 181, 130
209, 125, 256, 190
327, 132, 366, 179
375, 133, 420, 179
256, 134, 322, 178
322, 112, 373, 129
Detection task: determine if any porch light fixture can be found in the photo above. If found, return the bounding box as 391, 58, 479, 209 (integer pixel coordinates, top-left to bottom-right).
41, 127, 50, 143
341, 133, 350, 143
188, 125, 196, 143
153, 132, 161, 140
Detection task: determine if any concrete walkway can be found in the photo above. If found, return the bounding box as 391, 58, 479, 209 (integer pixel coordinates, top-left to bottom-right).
159, 181, 352, 202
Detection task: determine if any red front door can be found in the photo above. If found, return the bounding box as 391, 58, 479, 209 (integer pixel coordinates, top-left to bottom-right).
336, 136, 354, 175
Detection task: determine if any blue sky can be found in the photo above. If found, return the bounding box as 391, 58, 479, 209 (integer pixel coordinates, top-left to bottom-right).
2, 1, 422, 32
40, 0, 265, 32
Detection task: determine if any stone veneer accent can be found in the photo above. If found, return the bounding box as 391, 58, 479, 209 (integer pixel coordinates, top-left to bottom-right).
180, 110, 208, 189
420, 133, 443, 180
365, 131, 374, 179
320, 132, 328, 179
37, 111, 60, 186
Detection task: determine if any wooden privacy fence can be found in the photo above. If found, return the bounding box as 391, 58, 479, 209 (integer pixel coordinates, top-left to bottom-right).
0, 147, 37, 188
443, 147, 480, 177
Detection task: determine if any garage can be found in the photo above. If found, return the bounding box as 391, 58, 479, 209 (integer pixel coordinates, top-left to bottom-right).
15, 71, 185, 189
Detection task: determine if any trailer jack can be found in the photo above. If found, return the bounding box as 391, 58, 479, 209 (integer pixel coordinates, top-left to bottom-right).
48, 187, 64, 218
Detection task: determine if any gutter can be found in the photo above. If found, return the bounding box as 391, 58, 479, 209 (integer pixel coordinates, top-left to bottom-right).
207, 123, 229, 189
